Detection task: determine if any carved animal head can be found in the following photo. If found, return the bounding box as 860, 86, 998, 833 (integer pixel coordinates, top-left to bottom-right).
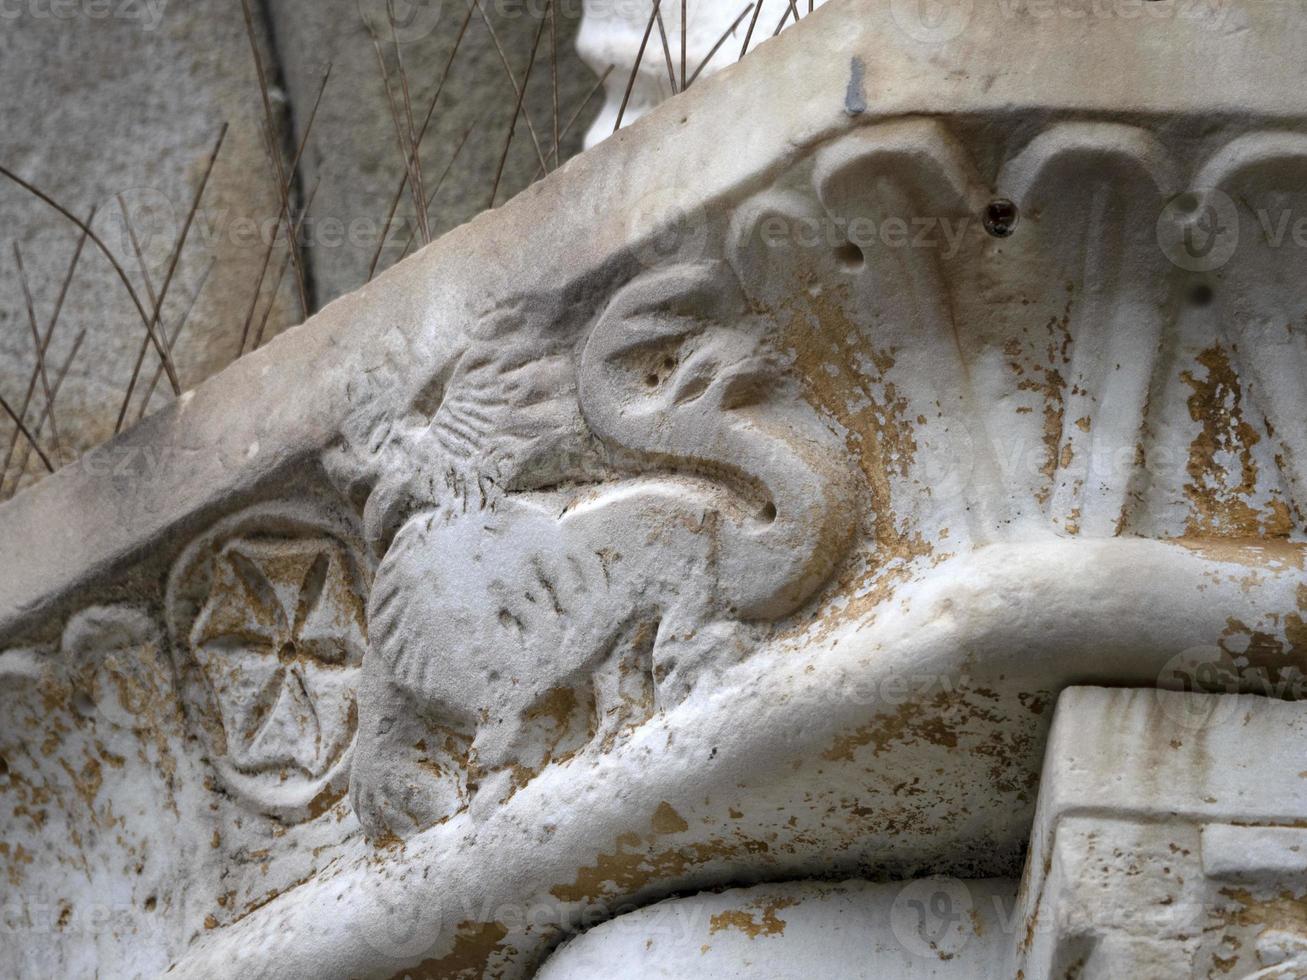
580, 262, 862, 620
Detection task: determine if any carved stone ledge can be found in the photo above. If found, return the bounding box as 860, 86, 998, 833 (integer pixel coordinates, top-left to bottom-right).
538, 877, 1017, 976
1, 0, 1306, 977
1014, 687, 1307, 979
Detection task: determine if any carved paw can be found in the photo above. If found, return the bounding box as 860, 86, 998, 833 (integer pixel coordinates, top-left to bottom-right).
349, 750, 461, 841
350, 674, 473, 841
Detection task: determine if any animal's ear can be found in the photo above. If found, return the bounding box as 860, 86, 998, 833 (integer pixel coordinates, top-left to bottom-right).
586, 261, 744, 358
580, 263, 746, 432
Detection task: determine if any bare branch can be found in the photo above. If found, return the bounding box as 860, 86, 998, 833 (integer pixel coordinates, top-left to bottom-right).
12, 244, 64, 465
771, 0, 800, 36
490, 0, 552, 208
532, 65, 613, 180
655, 2, 678, 95
366, 2, 478, 283
470, 0, 550, 169
252, 178, 321, 352
689, 3, 753, 85
239, 64, 331, 358
550, 0, 560, 168
240, 0, 311, 320
0, 165, 180, 393
616, 0, 665, 133
114, 123, 227, 433
0, 209, 92, 483
737, 0, 765, 60
680, 0, 687, 89
138, 260, 214, 422
0, 392, 52, 475
13, 328, 87, 488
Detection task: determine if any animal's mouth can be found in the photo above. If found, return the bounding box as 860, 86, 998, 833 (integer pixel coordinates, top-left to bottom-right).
715, 355, 782, 410
664, 347, 781, 410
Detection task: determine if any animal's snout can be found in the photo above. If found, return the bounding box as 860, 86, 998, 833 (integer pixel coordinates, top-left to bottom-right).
714, 355, 782, 410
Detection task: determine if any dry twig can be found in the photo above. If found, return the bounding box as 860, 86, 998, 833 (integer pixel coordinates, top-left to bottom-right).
251, 178, 321, 352
11, 244, 63, 465
490, 0, 552, 208
239, 65, 331, 357
137, 260, 214, 422
532, 65, 613, 180
0, 210, 92, 484
0, 165, 181, 393
115, 123, 228, 433
0, 393, 51, 475
615, 0, 666, 133
689, 4, 753, 85
240, 0, 311, 319
12, 328, 87, 488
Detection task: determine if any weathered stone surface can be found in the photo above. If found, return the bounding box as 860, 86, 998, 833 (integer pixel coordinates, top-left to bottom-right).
0, 0, 1306, 977
538, 877, 1017, 976
0, 0, 298, 497
1013, 687, 1307, 979
267, 0, 600, 306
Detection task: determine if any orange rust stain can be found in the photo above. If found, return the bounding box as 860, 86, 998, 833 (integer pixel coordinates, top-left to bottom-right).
397, 921, 511, 980
1008, 298, 1073, 507
775, 280, 933, 622
305, 780, 349, 821
1181, 346, 1291, 539
1286, 583, 1307, 659
1172, 538, 1306, 571
708, 896, 797, 938
823, 698, 959, 762
1219, 608, 1307, 683
1217, 887, 1307, 936
651, 802, 689, 835
549, 824, 768, 905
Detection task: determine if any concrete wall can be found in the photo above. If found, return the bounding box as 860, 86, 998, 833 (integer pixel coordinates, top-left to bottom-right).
0, 0, 598, 496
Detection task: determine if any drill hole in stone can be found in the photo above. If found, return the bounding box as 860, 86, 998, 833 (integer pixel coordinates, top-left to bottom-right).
759, 501, 778, 523
1187, 282, 1215, 307
72, 690, 96, 718
984, 199, 1019, 237
644, 373, 660, 388
834, 241, 864, 270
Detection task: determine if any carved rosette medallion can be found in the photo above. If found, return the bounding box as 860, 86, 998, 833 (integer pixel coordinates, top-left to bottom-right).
166, 504, 370, 820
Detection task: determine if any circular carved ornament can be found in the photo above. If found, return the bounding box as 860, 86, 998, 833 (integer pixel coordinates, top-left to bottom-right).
166, 503, 371, 821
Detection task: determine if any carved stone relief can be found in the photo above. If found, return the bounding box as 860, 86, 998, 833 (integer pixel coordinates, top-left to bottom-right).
345, 116, 1307, 848
2, 1, 1307, 978
0, 605, 195, 979
166, 503, 371, 822
1013, 687, 1307, 979
351, 259, 862, 839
